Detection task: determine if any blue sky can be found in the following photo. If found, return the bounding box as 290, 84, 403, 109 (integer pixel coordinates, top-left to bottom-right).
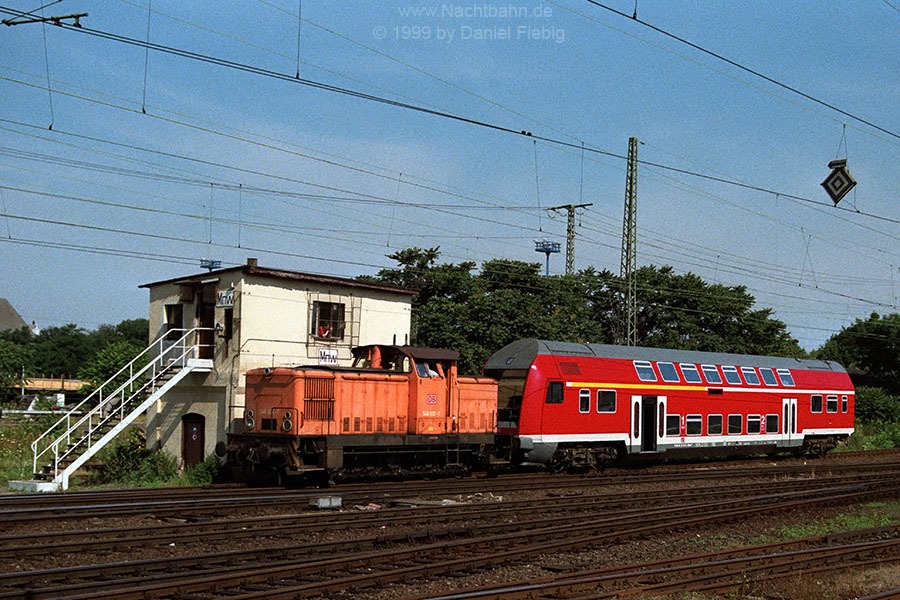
1, 0, 898, 350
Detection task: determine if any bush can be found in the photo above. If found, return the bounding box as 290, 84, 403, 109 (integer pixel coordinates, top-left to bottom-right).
854, 387, 900, 425
181, 455, 223, 486
91, 428, 178, 487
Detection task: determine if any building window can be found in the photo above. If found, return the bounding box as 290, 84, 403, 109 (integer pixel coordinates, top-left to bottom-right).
708, 414, 723, 435
222, 307, 233, 341
312, 301, 345, 340
666, 414, 680, 436
579, 389, 591, 413
811, 395, 823, 413
165, 304, 184, 341
597, 390, 616, 413
545, 381, 564, 404
686, 415, 702, 436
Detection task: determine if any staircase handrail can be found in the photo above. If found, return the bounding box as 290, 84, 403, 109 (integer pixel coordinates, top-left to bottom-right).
30, 328, 212, 477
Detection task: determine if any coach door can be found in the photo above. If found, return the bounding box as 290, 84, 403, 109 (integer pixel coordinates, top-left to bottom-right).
782, 398, 798, 447
631, 395, 660, 453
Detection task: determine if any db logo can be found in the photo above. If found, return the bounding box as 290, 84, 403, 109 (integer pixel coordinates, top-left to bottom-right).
426, 394, 437, 405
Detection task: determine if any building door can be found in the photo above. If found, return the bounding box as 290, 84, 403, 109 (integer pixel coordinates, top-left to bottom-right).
197, 284, 216, 359
182, 413, 205, 468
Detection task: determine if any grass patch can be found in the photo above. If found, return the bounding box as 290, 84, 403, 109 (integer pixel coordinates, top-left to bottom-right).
752, 501, 900, 544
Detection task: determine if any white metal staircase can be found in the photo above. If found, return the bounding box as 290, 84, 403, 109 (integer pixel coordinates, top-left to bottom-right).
14, 328, 213, 491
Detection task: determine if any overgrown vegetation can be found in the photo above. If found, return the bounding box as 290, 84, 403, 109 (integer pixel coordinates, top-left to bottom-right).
0, 398, 57, 484
85, 427, 223, 488
840, 387, 900, 451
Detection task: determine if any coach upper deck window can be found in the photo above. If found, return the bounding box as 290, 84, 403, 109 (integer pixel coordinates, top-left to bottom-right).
759, 368, 778, 386
597, 390, 616, 413
741, 367, 761, 385
826, 395, 838, 413
722, 366, 742, 385
546, 381, 564, 404
658, 362, 679, 382
579, 389, 591, 413
680, 363, 702, 383
777, 369, 795, 386
701, 364, 722, 384
634, 361, 657, 382
811, 394, 823, 413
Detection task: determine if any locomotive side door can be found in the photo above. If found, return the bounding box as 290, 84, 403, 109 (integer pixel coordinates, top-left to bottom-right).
782, 397, 798, 448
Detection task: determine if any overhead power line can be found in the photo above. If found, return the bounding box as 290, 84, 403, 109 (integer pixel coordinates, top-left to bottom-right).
581, 0, 900, 142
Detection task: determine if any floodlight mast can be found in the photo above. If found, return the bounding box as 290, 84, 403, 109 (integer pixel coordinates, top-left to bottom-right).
534, 239, 561, 276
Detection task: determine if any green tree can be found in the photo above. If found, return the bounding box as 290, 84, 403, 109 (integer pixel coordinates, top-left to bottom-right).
0, 339, 33, 401
816, 312, 900, 392
31, 324, 93, 377
78, 340, 146, 393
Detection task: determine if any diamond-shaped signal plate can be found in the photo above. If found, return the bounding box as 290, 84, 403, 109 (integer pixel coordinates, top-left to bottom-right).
821, 166, 856, 206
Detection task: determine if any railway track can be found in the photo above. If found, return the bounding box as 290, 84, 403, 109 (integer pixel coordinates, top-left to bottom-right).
1, 473, 897, 599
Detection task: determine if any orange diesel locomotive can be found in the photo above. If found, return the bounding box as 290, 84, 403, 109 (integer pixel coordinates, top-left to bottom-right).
227, 344, 497, 483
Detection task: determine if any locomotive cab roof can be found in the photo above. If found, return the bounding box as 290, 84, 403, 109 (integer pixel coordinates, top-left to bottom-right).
352, 344, 460, 363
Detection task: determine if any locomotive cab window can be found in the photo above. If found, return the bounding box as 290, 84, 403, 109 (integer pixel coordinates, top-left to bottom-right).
634, 361, 657, 382
826, 395, 838, 413
546, 381, 564, 404
686, 415, 702, 436
597, 390, 616, 413
666, 414, 680, 436
777, 369, 795, 386
728, 414, 742, 434
722, 366, 742, 385
708, 414, 723, 435
701, 364, 722, 384
811, 394, 823, 413
759, 368, 778, 386
579, 389, 591, 413
680, 363, 702, 383
741, 367, 761, 385
658, 362, 680, 382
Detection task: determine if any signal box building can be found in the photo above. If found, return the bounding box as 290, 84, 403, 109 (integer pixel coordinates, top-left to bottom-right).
140, 259, 415, 467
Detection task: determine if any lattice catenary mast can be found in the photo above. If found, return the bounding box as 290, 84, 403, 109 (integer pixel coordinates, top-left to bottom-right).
548, 203, 592, 274
620, 137, 638, 346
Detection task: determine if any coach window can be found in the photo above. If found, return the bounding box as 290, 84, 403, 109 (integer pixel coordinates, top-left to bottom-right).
841, 395, 849, 413
811, 394, 823, 413
708, 414, 723, 435
777, 369, 795, 386
666, 414, 680, 436
826, 395, 838, 413
722, 366, 742, 385
760, 368, 778, 386
597, 390, 616, 413
634, 361, 657, 382
741, 367, 761, 386
686, 415, 702, 436
766, 414, 779, 433
579, 389, 591, 413
728, 414, 742, 434
658, 362, 680, 382
701, 364, 723, 385
680, 363, 702, 383
747, 415, 762, 434
546, 382, 564, 404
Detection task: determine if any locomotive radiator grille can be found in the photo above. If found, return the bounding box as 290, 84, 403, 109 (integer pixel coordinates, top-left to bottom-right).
304, 377, 334, 399
304, 398, 334, 421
